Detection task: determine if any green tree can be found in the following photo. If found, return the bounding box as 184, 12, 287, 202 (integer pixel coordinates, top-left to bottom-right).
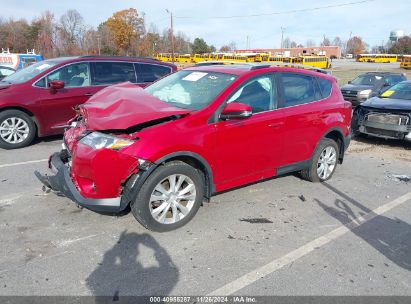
191, 37, 209, 54
389, 36, 411, 54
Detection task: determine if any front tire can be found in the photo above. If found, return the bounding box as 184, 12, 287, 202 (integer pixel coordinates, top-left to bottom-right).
0, 110, 36, 149
131, 161, 205, 232
301, 138, 339, 183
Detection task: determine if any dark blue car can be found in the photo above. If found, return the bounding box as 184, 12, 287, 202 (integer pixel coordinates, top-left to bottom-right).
352, 81, 411, 141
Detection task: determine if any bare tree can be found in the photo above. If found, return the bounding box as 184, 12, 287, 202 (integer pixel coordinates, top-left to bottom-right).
306, 39, 315, 47
283, 37, 291, 48
321, 36, 331, 46
58, 9, 85, 54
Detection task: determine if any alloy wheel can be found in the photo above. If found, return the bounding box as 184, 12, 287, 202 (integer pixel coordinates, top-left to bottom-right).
149, 174, 197, 224
0, 117, 30, 144
317, 146, 337, 180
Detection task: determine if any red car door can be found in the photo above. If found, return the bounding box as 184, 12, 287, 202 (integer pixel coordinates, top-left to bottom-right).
38, 62, 101, 133
278, 72, 326, 165
213, 74, 285, 191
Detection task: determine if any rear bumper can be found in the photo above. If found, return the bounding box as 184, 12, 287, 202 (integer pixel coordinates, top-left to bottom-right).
35, 152, 122, 213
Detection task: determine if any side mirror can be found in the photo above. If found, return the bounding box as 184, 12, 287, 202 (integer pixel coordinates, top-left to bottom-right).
347, 81, 351, 84
49, 80, 65, 90
220, 102, 252, 120
383, 82, 391, 87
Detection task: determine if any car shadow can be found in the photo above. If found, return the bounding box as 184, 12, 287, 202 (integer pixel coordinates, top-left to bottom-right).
86, 230, 179, 301
315, 182, 411, 271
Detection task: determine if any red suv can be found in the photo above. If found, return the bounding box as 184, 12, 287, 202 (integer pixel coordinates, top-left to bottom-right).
0, 56, 176, 149
36, 64, 352, 232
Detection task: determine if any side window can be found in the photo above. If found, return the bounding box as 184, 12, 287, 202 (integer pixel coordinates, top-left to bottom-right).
136, 63, 172, 83
34, 77, 46, 88
317, 77, 333, 98
227, 75, 275, 113
92, 62, 136, 85
47, 63, 90, 88
280, 73, 316, 107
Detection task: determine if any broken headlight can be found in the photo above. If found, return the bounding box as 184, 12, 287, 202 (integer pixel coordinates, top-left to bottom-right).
79, 132, 134, 151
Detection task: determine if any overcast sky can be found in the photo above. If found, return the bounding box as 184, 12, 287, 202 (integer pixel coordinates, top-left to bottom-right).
1, 0, 409, 49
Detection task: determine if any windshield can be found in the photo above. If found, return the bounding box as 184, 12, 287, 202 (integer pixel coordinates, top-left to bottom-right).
380, 82, 411, 100
145, 70, 237, 110
350, 74, 383, 86
2, 60, 58, 84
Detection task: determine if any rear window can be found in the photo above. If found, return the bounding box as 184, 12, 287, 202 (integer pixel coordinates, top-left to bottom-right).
136, 63, 172, 83
317, 77, 333, 98
280, 73, 316, 107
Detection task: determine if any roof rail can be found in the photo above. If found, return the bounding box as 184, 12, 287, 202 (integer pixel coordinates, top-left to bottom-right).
193, 61, 331, 75
79, 55, 161, 61
194, 61, 243, 66
250, 62, 331, 74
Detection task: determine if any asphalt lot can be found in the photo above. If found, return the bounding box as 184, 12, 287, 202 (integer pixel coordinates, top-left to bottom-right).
0, 134, 410, 298
1, 60, 411, 299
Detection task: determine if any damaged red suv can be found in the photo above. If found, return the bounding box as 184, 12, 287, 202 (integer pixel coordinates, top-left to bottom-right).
36, 64, 352, 232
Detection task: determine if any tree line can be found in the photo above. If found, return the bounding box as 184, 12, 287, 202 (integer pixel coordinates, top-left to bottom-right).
0, 8, 214, 58
1, 8, 410, 58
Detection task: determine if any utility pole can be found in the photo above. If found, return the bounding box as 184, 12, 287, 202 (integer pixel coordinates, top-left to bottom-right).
246, 36, 249, 49
280, 27, 285, 49
166, 9, 175, 64
346, 31, 352, 55
97, 35, 101, 55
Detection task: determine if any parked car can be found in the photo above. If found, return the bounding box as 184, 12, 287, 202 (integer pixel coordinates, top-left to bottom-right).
0, 56, 176, 149
340, 72, 406, 106
0, 66, 15, 80
36, 64, 352, 232
351, 81, 411, 141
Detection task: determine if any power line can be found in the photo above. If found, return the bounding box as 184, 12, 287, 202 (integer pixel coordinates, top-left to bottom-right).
175, 0, 376, 19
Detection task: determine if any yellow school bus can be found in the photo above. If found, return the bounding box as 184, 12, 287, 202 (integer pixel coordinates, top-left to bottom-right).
264, 56, 295, 64
357, 54, 376, 62
156, 53, 174, 62
373, 54, 398, 63
220, 54, 250, 63
192, 54, 216, 63
294, 56, 330, 69
400, 55, 411, 69
254, 53, 270, 62
177, 54, 192, 63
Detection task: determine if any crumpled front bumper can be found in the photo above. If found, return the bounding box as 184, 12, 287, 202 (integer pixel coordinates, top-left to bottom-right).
34, 152, 122, 213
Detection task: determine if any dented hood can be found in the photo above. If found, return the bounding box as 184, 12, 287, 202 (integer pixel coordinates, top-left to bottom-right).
81, 82, 191, 130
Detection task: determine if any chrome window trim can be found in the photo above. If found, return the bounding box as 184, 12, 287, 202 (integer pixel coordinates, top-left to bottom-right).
32, 61, 92, 89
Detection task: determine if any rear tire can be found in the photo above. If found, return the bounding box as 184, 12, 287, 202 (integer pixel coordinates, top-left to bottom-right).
0, 110, 36, 149
300, 138, 339, 183
131, 161, 205, 232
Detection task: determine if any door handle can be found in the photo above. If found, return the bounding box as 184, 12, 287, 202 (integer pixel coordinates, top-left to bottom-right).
84, 93, 94, 97
268, 122, 284, 128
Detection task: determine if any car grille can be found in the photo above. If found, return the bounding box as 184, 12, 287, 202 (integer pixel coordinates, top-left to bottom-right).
363, 127, 405, 139
366, 113, 409, 126
341, 90, 357, 102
